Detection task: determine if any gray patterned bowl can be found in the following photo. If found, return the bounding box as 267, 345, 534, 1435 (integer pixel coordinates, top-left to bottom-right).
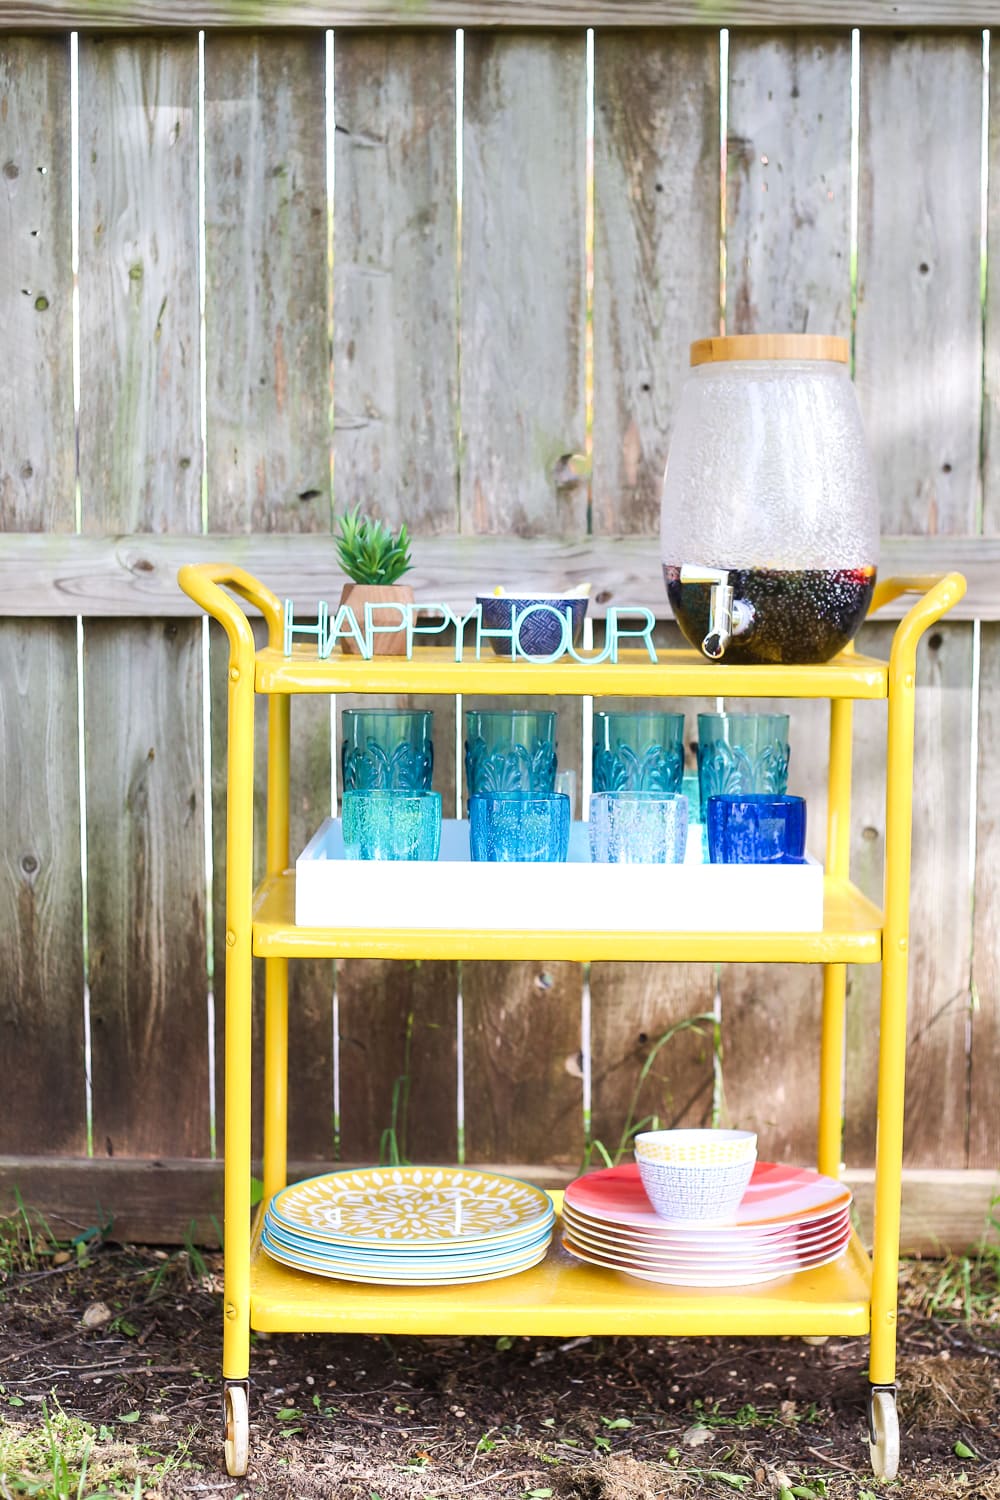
636, 1154, 756, 1222
477, 592, 588, 658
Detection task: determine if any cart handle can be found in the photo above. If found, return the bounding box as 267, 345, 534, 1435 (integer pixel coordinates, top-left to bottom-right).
868, 573, 967, 678
177, 562, 284, 661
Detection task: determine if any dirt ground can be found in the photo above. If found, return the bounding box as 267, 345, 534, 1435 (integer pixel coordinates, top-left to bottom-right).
1, 1241, 999, 1500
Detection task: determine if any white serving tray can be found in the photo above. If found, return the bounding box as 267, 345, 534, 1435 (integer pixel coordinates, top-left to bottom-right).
294, 819, 824, 932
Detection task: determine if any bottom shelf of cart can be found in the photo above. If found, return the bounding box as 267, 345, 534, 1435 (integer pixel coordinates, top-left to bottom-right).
248, 1222, 872, 1339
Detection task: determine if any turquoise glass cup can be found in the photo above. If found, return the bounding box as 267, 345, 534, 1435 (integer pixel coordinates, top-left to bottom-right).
464, 709, 558, 795
589, 791, 689, 864
592, 711, 685, 794
341, 709, 434, 791
341, 789, 442, 861
468, 790, 570, 862
697, 713, 790, 804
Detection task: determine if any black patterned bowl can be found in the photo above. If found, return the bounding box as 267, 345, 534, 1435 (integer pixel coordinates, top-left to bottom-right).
477, 593, 588, 658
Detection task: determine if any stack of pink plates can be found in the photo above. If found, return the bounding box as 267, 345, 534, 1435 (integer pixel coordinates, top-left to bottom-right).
562, 1162, 852, 1287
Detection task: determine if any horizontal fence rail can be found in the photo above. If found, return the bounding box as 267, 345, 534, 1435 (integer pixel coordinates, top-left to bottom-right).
0, 533, 997, 619
1, 19, 997, 1246
4, 2, 1000, 29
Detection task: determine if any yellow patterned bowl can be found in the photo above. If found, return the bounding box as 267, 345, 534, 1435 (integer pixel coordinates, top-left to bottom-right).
633, 1129, 757, 1168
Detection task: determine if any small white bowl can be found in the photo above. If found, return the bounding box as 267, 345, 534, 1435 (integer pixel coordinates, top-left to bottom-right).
634, 1128, 757, 1168
636, 1155, 756, 1222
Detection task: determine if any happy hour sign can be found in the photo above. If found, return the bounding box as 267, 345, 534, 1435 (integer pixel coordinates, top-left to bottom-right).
282, 599, 659, 663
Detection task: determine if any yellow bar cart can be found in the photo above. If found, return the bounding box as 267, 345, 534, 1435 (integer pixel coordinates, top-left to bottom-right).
178, 563, 965, 1483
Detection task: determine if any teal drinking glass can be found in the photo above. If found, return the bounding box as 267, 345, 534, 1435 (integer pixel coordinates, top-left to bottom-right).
697, 713, 790, 804
592, 711, 684, 793
341, 709, 434, 791
464, 709, 557, 795
468, 791, 570, 862
341, 790, 441, 860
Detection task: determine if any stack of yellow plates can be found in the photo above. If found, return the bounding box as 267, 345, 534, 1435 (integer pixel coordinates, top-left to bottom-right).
262, 1166, 554, 1285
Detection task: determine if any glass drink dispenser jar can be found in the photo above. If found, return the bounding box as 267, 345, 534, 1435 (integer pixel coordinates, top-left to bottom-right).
660, 334, 879, 665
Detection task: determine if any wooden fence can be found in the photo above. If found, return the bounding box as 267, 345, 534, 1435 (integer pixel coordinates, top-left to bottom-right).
2, 2, 999, 1249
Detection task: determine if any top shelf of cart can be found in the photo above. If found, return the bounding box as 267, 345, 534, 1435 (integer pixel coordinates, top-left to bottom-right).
253, 644, 891, 699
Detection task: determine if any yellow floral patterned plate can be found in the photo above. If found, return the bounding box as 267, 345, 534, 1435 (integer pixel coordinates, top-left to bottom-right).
269, 1166, 554, 1250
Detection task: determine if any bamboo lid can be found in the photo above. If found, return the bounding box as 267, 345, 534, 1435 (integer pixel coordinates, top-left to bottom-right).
690, 333, 849, 366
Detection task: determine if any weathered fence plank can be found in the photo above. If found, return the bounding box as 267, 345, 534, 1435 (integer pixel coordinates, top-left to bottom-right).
204, 32, 334, 1161
77, 36, 210, 1158
726, 30, 852, 337
205, 33, 330, 533
591, 30, 721, 531
717, 31, 851, 1164
971, 627, 1000, 1168
856, 33, 983, 536
0, 36, 86, 1155
971, 49, 1000, 1169
849, 32, 980, 1168
459, 31, 586, 1166
2, 1, 998, 32
333, 32, 458, 528
331, 33, 460, 1164
460, 32, 586, 536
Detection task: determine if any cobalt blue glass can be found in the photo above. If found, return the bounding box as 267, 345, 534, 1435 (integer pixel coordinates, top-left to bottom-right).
592, 711, 685, 794
705, 793, 807, 865
464, 710, 557, 795
341, 709, 434, 791
468, 790, 570, 862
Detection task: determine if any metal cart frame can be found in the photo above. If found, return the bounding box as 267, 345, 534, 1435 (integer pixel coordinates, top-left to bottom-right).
179, 563, 966, 1481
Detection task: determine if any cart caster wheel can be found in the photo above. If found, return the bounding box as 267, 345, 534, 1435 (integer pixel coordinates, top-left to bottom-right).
868, 1386, 899, 1480
224, 1383, 249, 1477
801, 1335, 829, 1346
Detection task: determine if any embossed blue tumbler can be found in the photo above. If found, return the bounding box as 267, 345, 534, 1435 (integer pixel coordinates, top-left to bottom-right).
697, 712, 789, 803
341, 709, 434, 791
592, 711, 684, 794
341, 790, 441, 861
469, 791, 570, 862
464, 710, 557, 795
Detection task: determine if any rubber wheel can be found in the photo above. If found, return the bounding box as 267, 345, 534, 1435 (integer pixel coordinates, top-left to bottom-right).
868, 1387, 899, 1480
224, 1384, 249, 1477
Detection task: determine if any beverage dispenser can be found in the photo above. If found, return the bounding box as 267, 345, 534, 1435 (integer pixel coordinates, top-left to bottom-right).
660, 334, 879, 665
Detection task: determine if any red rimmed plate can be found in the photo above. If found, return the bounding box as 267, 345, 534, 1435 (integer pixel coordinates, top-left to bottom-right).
561, 1205, 851, 1263
561, 1226, 852, 1287
564, 1162, 851, 1234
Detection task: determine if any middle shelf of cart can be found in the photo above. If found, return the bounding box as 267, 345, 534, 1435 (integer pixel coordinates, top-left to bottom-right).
252, 872, 883, 963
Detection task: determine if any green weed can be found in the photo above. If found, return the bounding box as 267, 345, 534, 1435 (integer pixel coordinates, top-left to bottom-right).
0, 1396, 194, 1499
919, 1193, 1000, 1323
581, 1011, 716, 1169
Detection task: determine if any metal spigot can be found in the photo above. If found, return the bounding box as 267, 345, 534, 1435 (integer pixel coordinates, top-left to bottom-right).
679, 564, 754, 660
